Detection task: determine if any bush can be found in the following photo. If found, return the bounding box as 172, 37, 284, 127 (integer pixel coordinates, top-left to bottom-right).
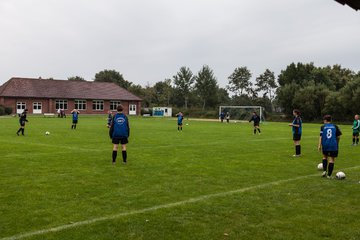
4, 107, 12, 115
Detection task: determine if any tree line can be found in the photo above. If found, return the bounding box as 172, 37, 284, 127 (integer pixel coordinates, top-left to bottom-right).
68, 62, 360, 121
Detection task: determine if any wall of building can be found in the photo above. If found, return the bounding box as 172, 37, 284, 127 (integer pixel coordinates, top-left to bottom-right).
2, 97, 141, 115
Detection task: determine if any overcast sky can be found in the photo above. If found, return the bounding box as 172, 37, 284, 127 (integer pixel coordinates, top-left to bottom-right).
0, 0, 359, 88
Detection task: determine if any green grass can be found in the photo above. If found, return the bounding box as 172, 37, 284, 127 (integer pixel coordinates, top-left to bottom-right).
0, 115, 359, 240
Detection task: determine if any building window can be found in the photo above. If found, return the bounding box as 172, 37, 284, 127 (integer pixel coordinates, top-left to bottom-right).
55, 100, 68, 110
92, 100, 104, 111
75, 100, 86, 110
110, 101, 121, 111
16, 102, 26, 114
33, 102, 42, 110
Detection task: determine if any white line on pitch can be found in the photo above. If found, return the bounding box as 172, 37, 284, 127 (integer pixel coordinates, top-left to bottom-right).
2, 165, 359, 240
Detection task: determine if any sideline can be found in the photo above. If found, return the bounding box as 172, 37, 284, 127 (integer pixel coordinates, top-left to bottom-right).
2, 165, 359, 240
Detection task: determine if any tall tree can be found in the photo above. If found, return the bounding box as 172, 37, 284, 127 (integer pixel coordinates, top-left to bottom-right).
255, 69, 277, 100
173, 66, 194, 109
94, 69, 132, 89
153, 79, 173, 106
227, 66, 253, 96
194, 65, 219, 110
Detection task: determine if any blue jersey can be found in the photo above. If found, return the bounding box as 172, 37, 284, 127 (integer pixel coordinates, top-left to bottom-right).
177, 114, 183, 125
320, 123, 342, 151
72, 112, 79, 121
110, 113, 129, 138
292, 116, 302, 135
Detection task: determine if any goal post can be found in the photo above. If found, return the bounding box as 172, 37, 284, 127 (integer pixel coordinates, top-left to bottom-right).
218, 106, 265, 123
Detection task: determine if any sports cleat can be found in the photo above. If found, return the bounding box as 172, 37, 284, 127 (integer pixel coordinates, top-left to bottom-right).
322, 171, 327, 177
292, 154, 301, 157
326, 175, 333, 179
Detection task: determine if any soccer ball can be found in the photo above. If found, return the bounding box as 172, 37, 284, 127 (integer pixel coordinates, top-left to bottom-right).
234, 121, 237, 123
335, 171, 346, 180
317, 163, 323, 171
45, 131, 50, 135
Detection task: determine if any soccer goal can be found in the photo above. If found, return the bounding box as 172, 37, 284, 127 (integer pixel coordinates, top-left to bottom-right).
218, 106, 265, 123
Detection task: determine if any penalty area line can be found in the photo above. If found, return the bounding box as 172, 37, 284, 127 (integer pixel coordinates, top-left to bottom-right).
2, 165, 360, 240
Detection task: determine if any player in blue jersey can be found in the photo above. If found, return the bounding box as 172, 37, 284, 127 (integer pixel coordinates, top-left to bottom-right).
16, 109, 28, 136
351, 114, 360, 146
71, 109, 80, 129
219, 111, 225, 123
288, 109, 302, 157
176, 112, 184, 131
249, 112, 261, 135
109, 105, 130, 164
318, 115, 342, 178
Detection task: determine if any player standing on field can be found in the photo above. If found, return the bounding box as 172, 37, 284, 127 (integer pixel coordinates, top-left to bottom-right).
176, 112, 184, 131
249, 112, 261, 135
109, 105, 130, 165
219, 111, 225, 123
16, 108, 28, 136
71, 109, 80, 129
318, 115, 342, 178
289, 109, 302, 157
226, 112, 230, 123
351, 114, 360, 146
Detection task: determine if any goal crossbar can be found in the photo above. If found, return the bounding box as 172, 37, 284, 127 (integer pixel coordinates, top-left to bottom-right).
219, 106, 264, 122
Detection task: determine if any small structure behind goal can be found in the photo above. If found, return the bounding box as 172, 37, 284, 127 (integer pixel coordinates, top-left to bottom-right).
218, 106, 265, 123
152, 107, 172, 117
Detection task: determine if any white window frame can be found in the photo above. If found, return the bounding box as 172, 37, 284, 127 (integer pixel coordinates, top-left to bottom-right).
75, 100, 87, 110
33, 102, 42, 114
92, 100, 104, 111
110, 101, 121, 111
16, 102, 26, 114
55, 100, 68, 110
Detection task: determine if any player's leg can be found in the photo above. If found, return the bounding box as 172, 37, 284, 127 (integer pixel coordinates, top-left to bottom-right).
327, 156, 335, 177
356, 133, 359, 145
352, 133, 356, 145
253, 126, 256, 135
292, 135, 301, 156
121, 143, 127, 163
112, 143, 119, 164
256, 125, 261, 133
322, 154, 328, 177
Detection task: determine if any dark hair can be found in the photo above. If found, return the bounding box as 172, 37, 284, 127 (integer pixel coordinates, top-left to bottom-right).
117, 105, 124, 112
323, 115, 332, 122
293, 109, 300, 116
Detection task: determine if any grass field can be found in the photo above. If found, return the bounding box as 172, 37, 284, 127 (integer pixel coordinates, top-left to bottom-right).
1, 115, 360, 240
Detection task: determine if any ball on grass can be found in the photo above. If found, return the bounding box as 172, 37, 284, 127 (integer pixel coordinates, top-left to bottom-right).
45, 131, 50, 135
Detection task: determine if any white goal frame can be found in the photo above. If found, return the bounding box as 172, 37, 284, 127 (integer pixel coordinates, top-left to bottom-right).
218, 105, 264, 122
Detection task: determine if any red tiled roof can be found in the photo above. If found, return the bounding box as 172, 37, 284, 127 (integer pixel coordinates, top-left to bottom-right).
0, 77, 142, 101
335, 0, 360, 10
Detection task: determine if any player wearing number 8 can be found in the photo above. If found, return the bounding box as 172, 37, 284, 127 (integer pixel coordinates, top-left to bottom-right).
318, 115, 342, 178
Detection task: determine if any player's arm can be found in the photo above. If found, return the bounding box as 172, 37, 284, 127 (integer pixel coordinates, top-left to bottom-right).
126, 116, 130, 137
109, 116, 115, 139
335, 125, 342, 143
318, 126, 324, 151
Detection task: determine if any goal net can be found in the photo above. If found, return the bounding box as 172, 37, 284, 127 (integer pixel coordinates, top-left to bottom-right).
218, 106, 265, 123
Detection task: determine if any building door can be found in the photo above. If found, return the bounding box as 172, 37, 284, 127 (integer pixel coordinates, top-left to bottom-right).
129, 104, 136, 115
16, 102, 26, 114
33, 102, 42, 114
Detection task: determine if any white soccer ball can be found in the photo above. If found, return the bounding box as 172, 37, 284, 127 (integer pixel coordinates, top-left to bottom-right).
45, 131, 50, 135
317, 163, 323, 171
335, 171, 346, 180
234, 121, 237, 123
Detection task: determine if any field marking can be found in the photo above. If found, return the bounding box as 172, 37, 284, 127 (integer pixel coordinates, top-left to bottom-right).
2, 165, 359, 240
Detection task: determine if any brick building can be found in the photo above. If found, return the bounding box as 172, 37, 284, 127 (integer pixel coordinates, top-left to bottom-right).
0, 77, 142, 115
